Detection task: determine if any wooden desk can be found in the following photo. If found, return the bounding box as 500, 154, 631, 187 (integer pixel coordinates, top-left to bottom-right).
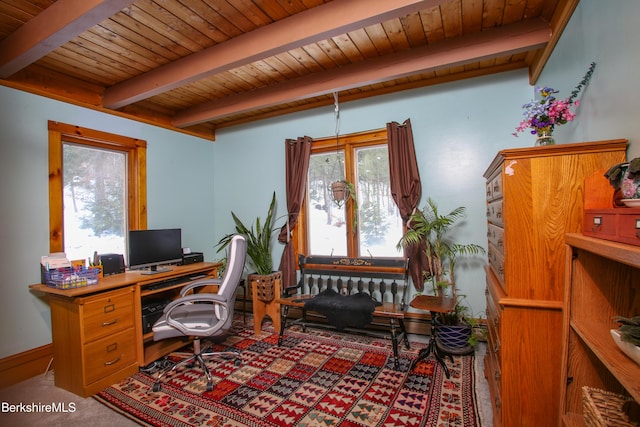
29, 262, 220, 397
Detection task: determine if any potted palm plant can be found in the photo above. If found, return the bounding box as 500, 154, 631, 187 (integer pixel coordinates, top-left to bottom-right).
397, 198, 485, 352
217, 192, 281, 303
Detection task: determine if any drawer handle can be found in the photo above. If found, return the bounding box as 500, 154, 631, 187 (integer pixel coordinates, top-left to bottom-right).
102, 318, 119, 327
104, 355, 122, 366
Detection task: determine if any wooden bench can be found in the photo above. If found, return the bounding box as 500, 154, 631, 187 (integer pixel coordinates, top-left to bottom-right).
276, 255, 410, 369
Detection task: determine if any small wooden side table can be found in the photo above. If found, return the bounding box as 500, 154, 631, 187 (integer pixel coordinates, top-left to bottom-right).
249, 273, 282, 335
410, 295, 456, 378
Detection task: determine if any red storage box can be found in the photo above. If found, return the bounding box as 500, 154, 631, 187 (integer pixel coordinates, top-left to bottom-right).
583, 208, 640, 246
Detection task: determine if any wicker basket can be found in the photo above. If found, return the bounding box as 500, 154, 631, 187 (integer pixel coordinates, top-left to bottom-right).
248, 271, 282, 302
582, 386, 640, 427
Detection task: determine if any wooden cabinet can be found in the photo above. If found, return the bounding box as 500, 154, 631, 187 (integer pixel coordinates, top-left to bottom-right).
30, 262, 220, 397
559, 234, 640, 426
482, 140, 628, 427
49, 286, 138, 397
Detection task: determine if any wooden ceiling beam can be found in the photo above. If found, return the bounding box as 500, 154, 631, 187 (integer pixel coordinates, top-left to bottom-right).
0, 0, 134, 78
173, 19, 551, 128
528, 0, 580, 84
102, 0, 437, 109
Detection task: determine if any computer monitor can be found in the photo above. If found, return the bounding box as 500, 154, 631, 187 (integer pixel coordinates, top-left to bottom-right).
128, 228, 183, 274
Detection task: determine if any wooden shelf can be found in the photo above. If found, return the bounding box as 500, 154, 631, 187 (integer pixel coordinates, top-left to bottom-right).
560, 233, 640, 426
565, 233, 640, 269
571, 320, 640, 401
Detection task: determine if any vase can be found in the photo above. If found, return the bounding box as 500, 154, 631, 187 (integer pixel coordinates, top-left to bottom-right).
535, 132, 555, 146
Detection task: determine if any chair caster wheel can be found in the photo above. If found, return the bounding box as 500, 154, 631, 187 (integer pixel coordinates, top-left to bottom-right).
152, 383, 161, 392
206, 382, 214, 392
234, 359, 241, 367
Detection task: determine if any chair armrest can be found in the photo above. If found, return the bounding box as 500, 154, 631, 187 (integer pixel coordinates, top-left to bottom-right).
180, 278, 222, 296
163, 293, 230, 336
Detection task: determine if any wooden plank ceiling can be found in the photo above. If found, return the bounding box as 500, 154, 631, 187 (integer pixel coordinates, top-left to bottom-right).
0, 0, 578, 140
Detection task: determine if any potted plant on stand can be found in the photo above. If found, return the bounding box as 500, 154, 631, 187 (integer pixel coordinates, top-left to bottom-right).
397, 198, 485, 354
217, 191, 282, 334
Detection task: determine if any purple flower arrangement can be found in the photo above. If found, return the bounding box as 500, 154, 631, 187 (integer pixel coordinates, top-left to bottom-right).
514, 63, 595, 138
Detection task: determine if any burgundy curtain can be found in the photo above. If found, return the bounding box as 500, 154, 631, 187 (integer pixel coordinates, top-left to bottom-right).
278, 136, 312, 292
387, 119, 426, 291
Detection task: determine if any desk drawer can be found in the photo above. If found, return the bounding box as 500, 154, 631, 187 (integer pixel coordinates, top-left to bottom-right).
82, 287, 134, 342
84, 327, 136, 385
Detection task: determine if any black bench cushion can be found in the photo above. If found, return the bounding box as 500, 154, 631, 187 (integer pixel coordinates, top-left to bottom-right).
300, 288, 382, 331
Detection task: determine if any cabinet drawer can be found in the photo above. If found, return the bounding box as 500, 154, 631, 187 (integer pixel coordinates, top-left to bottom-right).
83, 327, 136, 385
486, 200, 503, 226
487, 223, 504, 256
486, 292, 501, 339
618, 213, 640, 245
490, 173, 503, 200
484, 329, 502, 426
487, 244, 505, 285
82, 287, 134, 342
583, 212, 617, 237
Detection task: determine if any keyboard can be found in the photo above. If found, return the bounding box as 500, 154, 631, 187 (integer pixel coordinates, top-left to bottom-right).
146, 276, 191, 291
145, 274, 212, 291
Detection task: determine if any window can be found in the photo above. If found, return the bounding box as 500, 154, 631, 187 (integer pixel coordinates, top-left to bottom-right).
48, 122, 147, 259
300, 129, 403, 258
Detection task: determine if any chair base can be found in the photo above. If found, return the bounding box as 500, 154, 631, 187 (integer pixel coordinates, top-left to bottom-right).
151, 338, 241, 392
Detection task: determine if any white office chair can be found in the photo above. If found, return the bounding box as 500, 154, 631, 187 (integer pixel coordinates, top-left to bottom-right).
151, 234, 247, 392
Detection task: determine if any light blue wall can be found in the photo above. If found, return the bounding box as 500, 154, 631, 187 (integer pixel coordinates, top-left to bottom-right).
0, 88, 216, 358
213, 70, 532, 317
1, 0, 639, 359
535, 0, 640, 159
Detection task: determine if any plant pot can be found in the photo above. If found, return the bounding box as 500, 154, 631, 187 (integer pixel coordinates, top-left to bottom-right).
330, 181, 348, 202
248, 271, 282, 302
620, 162, 640, 199
610, 329, 640, 366
435, 319, 474, 355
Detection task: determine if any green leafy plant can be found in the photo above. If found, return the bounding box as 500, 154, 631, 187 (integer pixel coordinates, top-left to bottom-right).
397, 198, 485, 295
614, 316, 640, 346
217, 191, 278, 275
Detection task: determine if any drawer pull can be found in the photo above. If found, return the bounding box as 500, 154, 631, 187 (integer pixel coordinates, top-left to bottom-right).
102, 318, 119, 327
592, 216, 602, 231
104, 304, 115, 313
104, 355, 122, 366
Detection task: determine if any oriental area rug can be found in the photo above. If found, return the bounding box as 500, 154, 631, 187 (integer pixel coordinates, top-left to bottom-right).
95, 320, 481, 427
